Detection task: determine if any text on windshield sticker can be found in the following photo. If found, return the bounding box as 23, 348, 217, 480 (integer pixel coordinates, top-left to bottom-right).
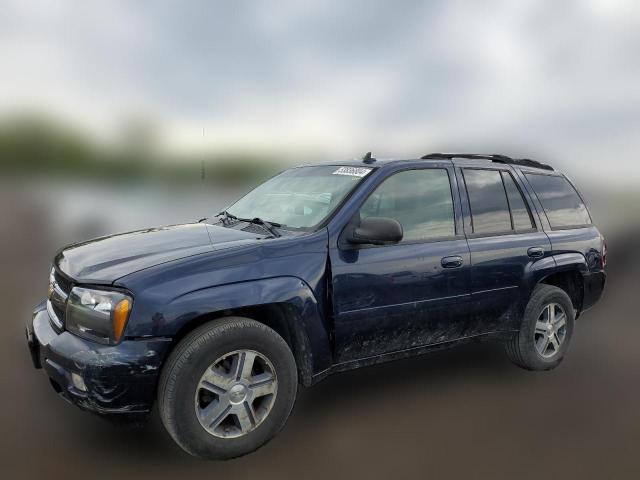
332, 166, 372, 177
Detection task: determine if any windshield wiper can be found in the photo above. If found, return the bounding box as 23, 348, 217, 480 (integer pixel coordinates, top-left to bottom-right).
216, 210, 239, 224
241, 217, 282, 238
217, 211, 281, 238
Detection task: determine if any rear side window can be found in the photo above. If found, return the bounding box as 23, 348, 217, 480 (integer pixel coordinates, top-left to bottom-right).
463, 169, 512, 234
525, 174, 591, 228
501, 171, 534, 230
360, 168, 455, 242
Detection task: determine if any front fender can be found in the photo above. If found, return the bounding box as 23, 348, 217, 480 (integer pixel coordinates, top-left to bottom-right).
129, 276, 332, 376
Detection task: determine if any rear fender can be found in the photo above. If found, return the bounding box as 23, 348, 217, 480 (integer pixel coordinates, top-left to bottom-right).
546, 253, 605, 313
525, 255, 559, 291
512, 255, 585, 329
499, 256, 558, 330
551, 253, 588, 274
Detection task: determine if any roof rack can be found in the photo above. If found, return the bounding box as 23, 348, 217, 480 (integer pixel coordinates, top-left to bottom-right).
420, 153, 554, 171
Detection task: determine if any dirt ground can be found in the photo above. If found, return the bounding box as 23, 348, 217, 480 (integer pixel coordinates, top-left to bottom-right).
1, 184, 639, 479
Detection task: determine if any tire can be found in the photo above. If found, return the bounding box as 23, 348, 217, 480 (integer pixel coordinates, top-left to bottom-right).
158, 317, 298, 460
505, 284, 575, 371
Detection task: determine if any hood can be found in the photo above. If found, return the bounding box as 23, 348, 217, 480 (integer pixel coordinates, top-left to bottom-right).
55, 223, 266, 284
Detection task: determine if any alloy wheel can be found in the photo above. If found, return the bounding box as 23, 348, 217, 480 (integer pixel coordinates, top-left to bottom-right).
194, 349, 277, 438
534, 303, 567, 358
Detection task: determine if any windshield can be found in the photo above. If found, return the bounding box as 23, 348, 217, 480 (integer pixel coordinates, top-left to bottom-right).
226, 165, 373, 229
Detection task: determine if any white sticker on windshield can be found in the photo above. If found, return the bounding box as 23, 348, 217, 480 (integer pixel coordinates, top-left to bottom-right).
332, 166, 372, 177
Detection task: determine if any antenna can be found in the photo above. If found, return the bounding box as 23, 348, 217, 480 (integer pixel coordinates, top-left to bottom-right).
201, 127, 206, 181
362, 152, 376, 164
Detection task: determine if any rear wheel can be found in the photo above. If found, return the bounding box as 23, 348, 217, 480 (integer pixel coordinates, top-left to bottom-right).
158, 317, 298, 459
505, 284, 575, 370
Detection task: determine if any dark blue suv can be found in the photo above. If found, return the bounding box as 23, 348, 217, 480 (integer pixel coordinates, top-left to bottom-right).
27, 153, 606, 459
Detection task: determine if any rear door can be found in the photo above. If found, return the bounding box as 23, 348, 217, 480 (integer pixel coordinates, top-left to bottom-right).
329, 165, 472, 363
456, 163, 551, 333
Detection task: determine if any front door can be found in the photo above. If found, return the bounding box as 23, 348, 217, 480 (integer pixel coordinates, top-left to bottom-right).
329, 167, 471, 363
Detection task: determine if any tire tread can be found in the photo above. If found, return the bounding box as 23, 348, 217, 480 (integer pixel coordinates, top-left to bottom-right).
505, 283, 574, 371
157, 316, 296, 459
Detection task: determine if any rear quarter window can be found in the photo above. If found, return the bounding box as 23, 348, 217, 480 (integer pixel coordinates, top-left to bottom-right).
525, 174, 591, 228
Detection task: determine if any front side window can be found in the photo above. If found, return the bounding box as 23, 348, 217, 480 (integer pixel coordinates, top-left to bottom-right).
525, 174, 591, 228
227, 165, 372, 229
463, 169, 512, 234
359, 169, 455, 242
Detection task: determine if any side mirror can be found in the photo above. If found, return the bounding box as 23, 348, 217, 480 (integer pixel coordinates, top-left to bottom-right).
348, 217, 403, 245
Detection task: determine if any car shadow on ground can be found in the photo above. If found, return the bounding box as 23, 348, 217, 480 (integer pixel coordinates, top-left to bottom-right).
56, 340, 513, 462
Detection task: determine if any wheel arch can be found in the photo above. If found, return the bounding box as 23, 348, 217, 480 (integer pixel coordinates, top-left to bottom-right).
538, 266, 586, 317
159, 276, 332, 386
170, 303, 316, 386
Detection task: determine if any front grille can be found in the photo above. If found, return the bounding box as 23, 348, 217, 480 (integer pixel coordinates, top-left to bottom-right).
48, 268, 72, 332
46, 300, 64, 330
50, 300, 65, 322
54, 269, 72, 293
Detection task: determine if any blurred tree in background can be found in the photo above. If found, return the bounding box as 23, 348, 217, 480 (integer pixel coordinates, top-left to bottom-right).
0, 113, 284, 186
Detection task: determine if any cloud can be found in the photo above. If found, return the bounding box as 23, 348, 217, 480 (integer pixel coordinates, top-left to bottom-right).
0, 0, 638, 183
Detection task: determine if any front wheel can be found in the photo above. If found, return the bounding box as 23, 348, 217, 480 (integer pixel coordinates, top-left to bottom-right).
158, 317, 298, 459
505, 284, 575, 371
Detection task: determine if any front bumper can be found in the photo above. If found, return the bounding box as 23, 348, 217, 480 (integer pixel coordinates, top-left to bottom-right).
27, 303, 172, 415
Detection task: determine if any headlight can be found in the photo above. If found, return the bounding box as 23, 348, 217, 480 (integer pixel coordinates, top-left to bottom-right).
66, 287, 133, 345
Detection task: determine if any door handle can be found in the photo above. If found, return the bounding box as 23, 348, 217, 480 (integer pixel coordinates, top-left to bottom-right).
441, 256, 463, 268
527, 247, 545, 258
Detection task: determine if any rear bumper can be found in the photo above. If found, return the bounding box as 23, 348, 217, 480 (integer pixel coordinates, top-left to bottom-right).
582, 271, 606, 312
27, 303, 172, 415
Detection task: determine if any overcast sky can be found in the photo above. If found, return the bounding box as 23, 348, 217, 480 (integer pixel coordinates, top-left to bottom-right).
1, 0, 639, 185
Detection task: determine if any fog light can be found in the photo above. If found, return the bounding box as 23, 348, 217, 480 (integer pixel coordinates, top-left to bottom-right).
71, 373, 87, 392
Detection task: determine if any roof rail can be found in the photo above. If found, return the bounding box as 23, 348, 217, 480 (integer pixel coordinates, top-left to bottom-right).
420, 153, 554, 171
